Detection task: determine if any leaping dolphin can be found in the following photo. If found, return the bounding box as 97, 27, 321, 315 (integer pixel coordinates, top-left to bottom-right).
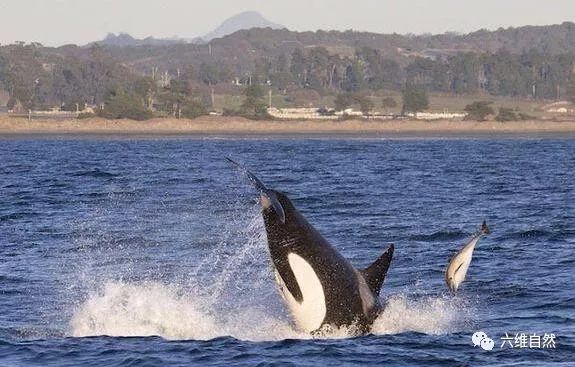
227, 158, 394, 335
445, 221, 490, 293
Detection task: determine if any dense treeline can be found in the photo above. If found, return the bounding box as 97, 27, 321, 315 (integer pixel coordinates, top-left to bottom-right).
248, 46, 575, 100
0, 44, 135, 111
1, 38, 575, 119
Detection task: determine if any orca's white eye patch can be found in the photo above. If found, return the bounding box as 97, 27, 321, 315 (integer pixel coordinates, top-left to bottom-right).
260, 194, 272, 208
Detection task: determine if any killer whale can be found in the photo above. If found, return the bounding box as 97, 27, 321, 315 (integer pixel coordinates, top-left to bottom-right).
227, 158, 394, 335
445, 221, 490, 293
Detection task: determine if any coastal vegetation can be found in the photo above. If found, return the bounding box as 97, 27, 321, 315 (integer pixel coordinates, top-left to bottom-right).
2, 23, 575, 121
464, 101, 495, 121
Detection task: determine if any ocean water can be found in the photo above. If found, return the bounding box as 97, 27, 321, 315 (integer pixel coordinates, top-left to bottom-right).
0, 136, 573, 366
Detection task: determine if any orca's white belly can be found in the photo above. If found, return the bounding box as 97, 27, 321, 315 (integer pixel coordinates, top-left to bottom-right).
274, 253, 326, 332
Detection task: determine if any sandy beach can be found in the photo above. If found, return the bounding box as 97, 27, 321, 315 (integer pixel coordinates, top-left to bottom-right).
1, 116, 575, 137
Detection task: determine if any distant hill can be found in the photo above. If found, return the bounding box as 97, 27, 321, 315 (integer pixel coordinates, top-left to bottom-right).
96, 33, 190, 47
93, 11, 284, 46
202, 11, 285, 42
83, 21, 575, 76
92, 17, 575, 58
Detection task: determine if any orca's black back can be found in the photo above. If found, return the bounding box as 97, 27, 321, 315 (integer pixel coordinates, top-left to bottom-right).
263, 191, 376, 330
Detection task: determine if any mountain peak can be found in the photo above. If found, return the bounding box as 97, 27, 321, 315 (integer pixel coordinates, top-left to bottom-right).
202, 11, 285, 42
102, 33, 136, 46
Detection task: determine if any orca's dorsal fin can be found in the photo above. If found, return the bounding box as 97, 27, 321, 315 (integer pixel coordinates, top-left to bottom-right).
361, 244, 394, 295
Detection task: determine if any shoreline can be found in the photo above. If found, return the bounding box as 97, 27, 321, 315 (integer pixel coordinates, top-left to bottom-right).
1, 116, 575, 138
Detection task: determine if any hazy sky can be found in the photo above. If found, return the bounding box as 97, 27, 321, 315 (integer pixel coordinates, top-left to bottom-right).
1, 0, 574, 46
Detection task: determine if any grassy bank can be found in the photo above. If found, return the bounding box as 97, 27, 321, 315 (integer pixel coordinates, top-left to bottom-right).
1, 116, 575, 136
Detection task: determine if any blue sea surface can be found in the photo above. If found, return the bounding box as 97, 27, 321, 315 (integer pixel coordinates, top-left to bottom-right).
0, 137, 574, 366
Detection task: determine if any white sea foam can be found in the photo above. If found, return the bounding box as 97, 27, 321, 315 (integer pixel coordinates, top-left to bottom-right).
70, 281, 469, 341
371, 294, 470, 335
70, 282, 220, 340
69, 204, 471, 341
69, 208, 308, 342
70, 281, 306, 341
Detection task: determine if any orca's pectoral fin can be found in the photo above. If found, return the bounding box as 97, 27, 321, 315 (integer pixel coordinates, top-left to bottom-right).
361, 244, 394, 295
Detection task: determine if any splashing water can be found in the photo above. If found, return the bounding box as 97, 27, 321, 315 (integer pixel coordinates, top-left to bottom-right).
70, 281, 305, 341
68, 202, 472, 341
70, 283, 469, 341
70, 281, 220, 340
372, 294, 472, 336
69, 207, 307, 342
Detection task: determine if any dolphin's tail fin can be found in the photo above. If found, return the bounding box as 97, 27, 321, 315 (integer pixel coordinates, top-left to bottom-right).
225, 157, 286, 223
481, 220, 490, 235
361, 244, 394, 295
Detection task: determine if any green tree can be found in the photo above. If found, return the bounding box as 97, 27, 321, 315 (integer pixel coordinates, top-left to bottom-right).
198, 62, 231, 85
241, 85, 268, 118
518, 112, 536, 120
6, 96, 18, 110
334, 93, 354, 111
99, 89, 153, 120
342, 61, 365, 92
133, 76, 157, 110
157, 73, 194, 118
290, 49, 307, 87
402, 85, 429, 114
306, 47, 331, 91
495, 107, 518, 122
181, 100, 208, 119
464, 101, 495, 121
354, 94, 374, 115
406, 57, 450, 92
381, 97, 398, 110
448, 53, 484, 94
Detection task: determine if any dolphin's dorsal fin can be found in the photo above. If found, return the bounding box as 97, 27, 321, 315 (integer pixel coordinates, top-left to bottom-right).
361, 244, 394, 295
481, 220, 490, 235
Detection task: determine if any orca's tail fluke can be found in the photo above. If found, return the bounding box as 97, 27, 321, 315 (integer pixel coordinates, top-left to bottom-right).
362, 244, 394, 295
225, 157, 286, 223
